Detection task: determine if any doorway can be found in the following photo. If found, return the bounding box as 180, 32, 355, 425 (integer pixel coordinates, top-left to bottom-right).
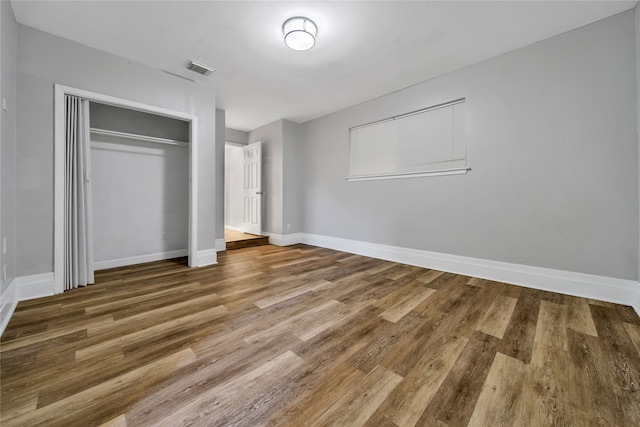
224, 229, 268, 250
89, 102, 190, 270
224, 141, 267, 250
53, 84, 199, 294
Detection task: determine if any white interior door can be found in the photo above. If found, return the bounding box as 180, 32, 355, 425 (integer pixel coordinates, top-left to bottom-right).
242, 141, 262, 235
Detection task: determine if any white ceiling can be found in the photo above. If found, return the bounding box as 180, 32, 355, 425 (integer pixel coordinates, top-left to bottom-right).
10, 0, 637, 131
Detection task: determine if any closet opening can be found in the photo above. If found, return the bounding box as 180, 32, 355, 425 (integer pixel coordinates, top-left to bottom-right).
54, 84, 199, 295
89, 102, 190, 271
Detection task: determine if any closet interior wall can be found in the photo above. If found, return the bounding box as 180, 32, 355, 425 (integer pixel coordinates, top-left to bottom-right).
89, 102, 190, 269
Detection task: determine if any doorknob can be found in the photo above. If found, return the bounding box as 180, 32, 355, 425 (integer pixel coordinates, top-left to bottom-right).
256, 191, 265, 195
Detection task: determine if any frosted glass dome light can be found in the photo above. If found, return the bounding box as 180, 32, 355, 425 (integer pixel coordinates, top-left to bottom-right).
283, 17, 317, 51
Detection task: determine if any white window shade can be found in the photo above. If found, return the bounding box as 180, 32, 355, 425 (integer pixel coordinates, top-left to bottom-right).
348, 99, 468, 181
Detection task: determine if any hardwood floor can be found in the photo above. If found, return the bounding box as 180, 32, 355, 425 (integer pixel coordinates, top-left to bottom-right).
1, 244, 639, 426
224, 228, 269, 250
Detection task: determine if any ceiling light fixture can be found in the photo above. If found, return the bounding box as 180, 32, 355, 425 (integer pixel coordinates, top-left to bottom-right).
283, 17, 317, 51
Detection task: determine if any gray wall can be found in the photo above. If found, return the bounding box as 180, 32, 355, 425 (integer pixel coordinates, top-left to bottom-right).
246, 119, 301, 237
283, 120, 301, 234
16, 25, 216, 276
249, 120, 283, 235
91, 135, 189, 263
215, 109, 225, 240
1, 0, 17, 294
90, 102, 190, 141
300, 10, 638, 281
225, 127, 249, 145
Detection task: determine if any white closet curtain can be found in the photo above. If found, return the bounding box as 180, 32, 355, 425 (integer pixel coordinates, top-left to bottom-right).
64, 95, 94, 290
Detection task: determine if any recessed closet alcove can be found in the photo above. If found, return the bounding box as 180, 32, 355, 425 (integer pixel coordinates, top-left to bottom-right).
89, 102, 190, 270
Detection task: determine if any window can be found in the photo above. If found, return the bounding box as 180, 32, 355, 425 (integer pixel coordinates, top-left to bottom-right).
347, 98, 468, 181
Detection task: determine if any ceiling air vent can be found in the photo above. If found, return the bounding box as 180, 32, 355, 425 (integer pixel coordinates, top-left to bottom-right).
186, 60, 215, 76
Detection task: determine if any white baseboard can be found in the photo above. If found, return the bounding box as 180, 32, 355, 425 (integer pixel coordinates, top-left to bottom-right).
1, 248, 220, 336
301, 233, 640, 316
194, 249, 217, 267
2, 249, 219, 335
215, 238, 226, 252
267, 233, 302, 247
15, 272, 55, 300
2, 236, 637, 339
1, 272, 56, 337
94, 250, 188, 271
1, 278, 17, 337
224, 225, 244, 232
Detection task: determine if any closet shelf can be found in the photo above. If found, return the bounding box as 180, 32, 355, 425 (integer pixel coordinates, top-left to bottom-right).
90, 128, 189, 147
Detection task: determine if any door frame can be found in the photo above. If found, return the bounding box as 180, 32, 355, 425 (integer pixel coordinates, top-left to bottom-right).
53, 84, 199, 294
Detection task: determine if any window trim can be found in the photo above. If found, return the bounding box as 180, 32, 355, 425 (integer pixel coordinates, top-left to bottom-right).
347, 98, 468, 182
346, 167, 469, 182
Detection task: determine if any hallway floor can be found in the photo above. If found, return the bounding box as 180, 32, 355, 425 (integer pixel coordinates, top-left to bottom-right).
224, 228, 269, 250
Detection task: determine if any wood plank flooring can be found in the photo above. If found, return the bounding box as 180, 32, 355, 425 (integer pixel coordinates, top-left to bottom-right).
224, 228, 269, 250
1, 244, 639, 426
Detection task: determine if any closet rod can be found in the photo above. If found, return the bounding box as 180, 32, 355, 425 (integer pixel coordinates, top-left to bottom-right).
90, 127, 189, 147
